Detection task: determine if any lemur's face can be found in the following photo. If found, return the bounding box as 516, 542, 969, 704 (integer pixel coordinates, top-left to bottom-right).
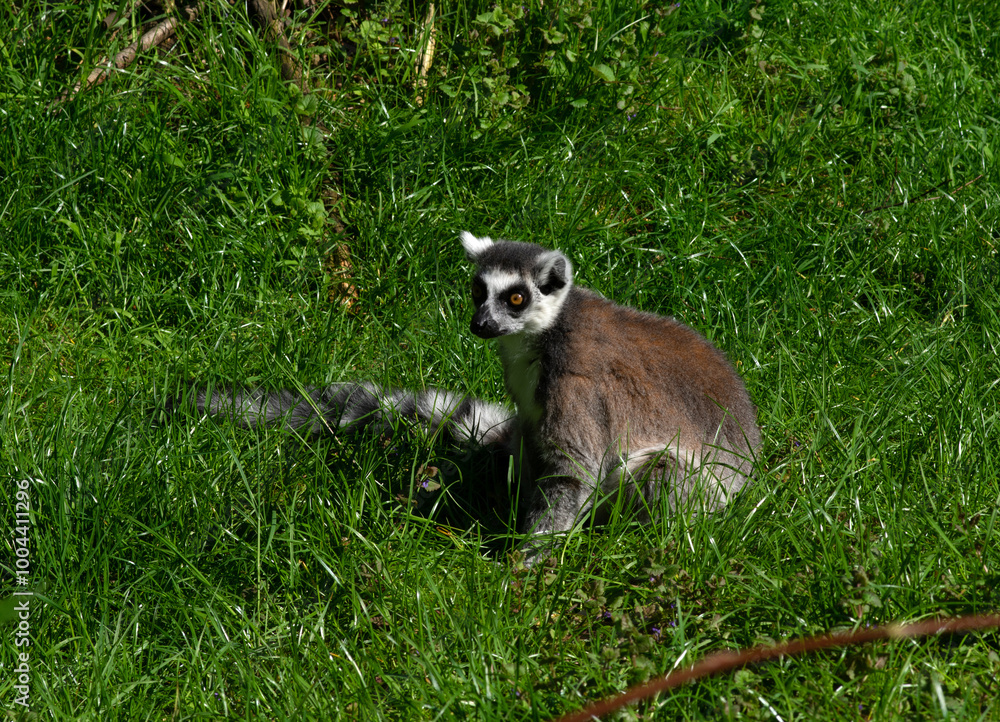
460, 233, 573, 340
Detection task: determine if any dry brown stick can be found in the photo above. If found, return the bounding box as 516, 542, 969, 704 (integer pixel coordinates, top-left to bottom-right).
65, 3, 139, 101
61, 3, 201, 103
414, 3, 436, 105
247, 0, 302, 84
552, 613, 1000, 722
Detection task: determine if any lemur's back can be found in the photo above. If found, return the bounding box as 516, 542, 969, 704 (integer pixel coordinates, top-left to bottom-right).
514, 285, 758, 526
549, 287, 758, 460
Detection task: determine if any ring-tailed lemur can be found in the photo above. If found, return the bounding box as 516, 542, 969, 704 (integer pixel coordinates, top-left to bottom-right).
181, 233, 761, 557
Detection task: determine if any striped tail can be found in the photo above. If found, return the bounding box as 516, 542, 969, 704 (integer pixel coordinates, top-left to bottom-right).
191, 382, 516, 447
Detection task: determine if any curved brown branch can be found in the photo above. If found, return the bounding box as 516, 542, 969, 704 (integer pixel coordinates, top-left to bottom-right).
552, 613, 1000, 722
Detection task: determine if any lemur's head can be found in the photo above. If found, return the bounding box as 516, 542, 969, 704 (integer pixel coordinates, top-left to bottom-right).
460, 232, 574, 339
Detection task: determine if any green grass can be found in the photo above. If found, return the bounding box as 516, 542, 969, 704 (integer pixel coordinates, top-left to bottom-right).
2, 0, 999, 719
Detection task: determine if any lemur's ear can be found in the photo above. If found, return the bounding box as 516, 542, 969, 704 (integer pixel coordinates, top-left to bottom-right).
533, 250, 573, 295
460, 232, 494, 260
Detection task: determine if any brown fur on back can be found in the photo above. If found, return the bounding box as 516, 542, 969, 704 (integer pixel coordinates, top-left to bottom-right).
554, 288, 757, 453
522, 287, 759, 521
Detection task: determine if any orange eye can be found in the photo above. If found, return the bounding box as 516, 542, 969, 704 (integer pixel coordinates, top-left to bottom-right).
472, 283, 484, 300
509, 293, 524, 306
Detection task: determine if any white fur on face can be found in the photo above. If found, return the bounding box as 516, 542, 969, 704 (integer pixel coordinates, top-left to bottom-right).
522, 283, 570, 334
478, 268, 524, 293
460, 232, 494, 259
523, 250, 572, 334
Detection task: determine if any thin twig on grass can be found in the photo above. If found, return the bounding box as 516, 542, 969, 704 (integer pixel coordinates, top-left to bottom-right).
552, 613, 1000, 722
